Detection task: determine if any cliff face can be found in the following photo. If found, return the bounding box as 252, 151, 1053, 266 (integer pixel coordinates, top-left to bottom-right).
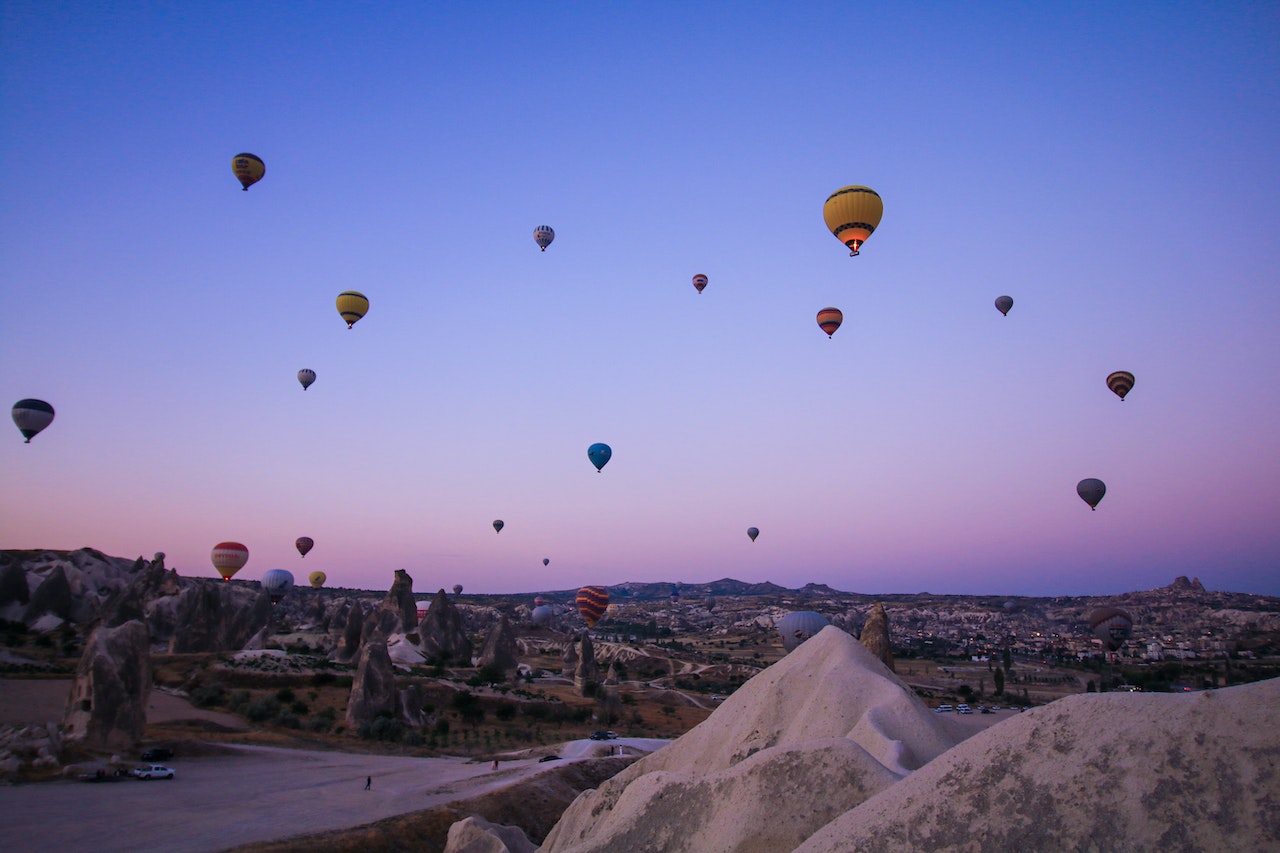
62, 620, 151, 751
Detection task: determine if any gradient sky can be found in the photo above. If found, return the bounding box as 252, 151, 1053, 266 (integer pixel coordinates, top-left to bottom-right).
2, 2, 1278, 596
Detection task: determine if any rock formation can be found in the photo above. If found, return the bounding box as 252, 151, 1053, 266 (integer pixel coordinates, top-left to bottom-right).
478, 614, 519, 675
62, 620, 151, 751
335, 600, 368, 664
156, 579, 273, 653
561, 640, 578, 676
418, 588, 472, 663
0, 555, 30, 608
444, 815, 536, 853
361, 569, 419, 645
345, 640, 397, 728
23, 564, 73, 623
574, 633, 599, 696
859, 601, 895, 672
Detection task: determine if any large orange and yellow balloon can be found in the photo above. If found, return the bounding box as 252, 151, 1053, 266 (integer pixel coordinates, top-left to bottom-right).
211, 542, 249, 582
232, 153, 265, 191
336, 291, 369, 328
823, 185, 883, 256
576, 585, 610, 628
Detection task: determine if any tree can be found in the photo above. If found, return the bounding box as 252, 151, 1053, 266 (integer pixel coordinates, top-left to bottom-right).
993, 667, 1005, 696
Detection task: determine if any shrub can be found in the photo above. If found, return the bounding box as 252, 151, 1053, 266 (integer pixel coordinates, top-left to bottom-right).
359, 717, 404, 742
191, 685, 226, 707
494, 702, 516, 721
311, 671, 336, 687
303, 715, 333, 733
275, 688, 296, 703
245, 698, 282, 722
290, 700, 309, 715
403, 730, 424, 747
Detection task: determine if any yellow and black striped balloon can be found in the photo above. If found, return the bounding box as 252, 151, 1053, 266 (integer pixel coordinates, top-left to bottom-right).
575, 585, 610, 628
816, 307, 843, 338
232, 153, 265, 191
1106, 371, 1135, 401
336, 291, 369, 329
822, 185, 883, 256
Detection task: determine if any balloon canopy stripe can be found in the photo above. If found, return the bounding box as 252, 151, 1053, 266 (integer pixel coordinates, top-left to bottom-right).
825, 186, 881, 202
829, 221, 879, 236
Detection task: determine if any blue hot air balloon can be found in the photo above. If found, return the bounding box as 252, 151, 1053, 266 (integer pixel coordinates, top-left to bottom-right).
260, 569, 295, 604
588, 442, 612, 472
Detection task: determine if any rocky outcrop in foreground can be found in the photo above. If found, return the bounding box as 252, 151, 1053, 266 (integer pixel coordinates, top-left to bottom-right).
62, 620, 151, 751
419, 588, 472, 662
345, 641, 397, 728
859, 601, 895, 672
478, 614, 520, 674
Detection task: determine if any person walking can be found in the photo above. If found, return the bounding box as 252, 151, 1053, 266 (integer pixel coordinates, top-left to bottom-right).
365, 775, 371, 790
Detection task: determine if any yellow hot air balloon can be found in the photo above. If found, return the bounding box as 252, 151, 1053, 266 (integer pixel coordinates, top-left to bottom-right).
232, 153, 265, 191
309, 571, 326, 589
211, 542, 249, 582
823, 185, 883, 256
336, 291, 369, 328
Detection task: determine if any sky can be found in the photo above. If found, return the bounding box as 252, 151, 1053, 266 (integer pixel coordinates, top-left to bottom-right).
2, 2, 1278, 597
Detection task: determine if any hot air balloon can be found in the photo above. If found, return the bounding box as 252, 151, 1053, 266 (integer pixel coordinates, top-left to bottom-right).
823, 185, 883, 256
531, 604, 555, 626
692, 274, 708, 294
1088, 607, 1133, 651
298, 369, 316, 390
493, 520, 504, 533
995, 295, 1013, 316
1077, 478, 1106, 511
295, 537, 314, 557
534, 596, 546, 607
576, 585, 609, 628
704, 595, 716, 611
11, 399, 54, 443
670, 585, 680, 603
232, 153, 265, 191
261, 568, 294, 604
534, 225, 555, 251
336, 291, 369, 329
747, 527, 759, 542
588, 443, 612, 472
816, 307, 843, 338
1106, 371, 1135, 401
777, 611, 830, 653
543, 558, 550, 567
453, 584, 464, 596
309, 571, 326, 589
210, 542, 249, 582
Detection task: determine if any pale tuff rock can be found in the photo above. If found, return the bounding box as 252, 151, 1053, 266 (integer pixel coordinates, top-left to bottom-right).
334, 600, 368, 664
418, 588, 472, 662
345, 640, 397, 728
574, 633, 599, 696
443, 815, 536, 853
478, 614, 520, 674
794, 679, 1280, 853
62, 620, 151, 751
860, 601, 895, 672
560, 641, 579, 676
157, 579, 272, 653
362, 569, 419, 645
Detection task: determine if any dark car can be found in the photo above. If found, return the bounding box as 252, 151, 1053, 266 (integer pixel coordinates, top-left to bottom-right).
141, 748, 173, 762
538, 754, 561, 762
588, 730, 618, 741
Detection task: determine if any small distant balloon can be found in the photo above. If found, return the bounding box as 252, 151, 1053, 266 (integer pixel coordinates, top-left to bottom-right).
747, 527, 759, 542
823, 185, 883, 256
588, 442, 612, 472
995, 295, 1013, 316
309, 571, 326, 589
260, 568, 294, 604
534, 225, 555, 251
816, 307, 843, 338
210, 542, 249, 582
1077, 478, 1107, 511
670, 585, 680, 603
295, 537, 314, 558
534, 596, 546, 607
298, 369, 316, 390
453, 584, 464, 596
11, 399, 55, 443
336, 291, 369, 329
492, 519, 504, 534
692, 274, 708, 294
777, 611, 830, 653
1106, 371, 1135, 401
576, 585, 609, 628
232, 153, 265, 191
1089, 607, 1133, 651
543, 558, 550, 567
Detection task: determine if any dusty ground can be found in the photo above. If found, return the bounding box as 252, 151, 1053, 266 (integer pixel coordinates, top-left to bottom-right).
0, 678, 247, 730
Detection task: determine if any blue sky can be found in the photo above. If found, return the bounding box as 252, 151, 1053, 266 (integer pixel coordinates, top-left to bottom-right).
2, 2, 1278, 596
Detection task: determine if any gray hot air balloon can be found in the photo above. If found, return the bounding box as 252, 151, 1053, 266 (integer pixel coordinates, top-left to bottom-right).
777, 611, 830, 653
297, 369, 316, 390
1089, 607, 1133, 651
531, 604, 556, 626
534, 225, 555, 251
1077, 478, 1106, 511
747, 527, 759, 542
260, 568, 295, 604
995, 295, 1013, 316
12, 399, 55, 443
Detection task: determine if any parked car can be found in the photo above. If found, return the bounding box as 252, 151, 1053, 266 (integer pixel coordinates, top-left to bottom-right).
141, 748, 172, 762
133, 764, 175, 780
956, 704, 973, 715
538, 755, 561, 763
589, 730, 618, 741
935, 704, 954, 713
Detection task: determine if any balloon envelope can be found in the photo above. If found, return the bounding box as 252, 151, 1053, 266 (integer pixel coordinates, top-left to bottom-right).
576, 585, 609, 627
995, 295, 1013, 316
543, 558, 550, 567
777, 611, 830, 653
822, 185, 883, 255
747, 527, 759, 542
295, 537, 314, 557
335, 291, 369, 328
11, 399, 55, 443
261, 568, 294, 603
309, 571, 326, 589
210, 542, 249, 582
692, 274, 708, 294
453, 584, 464, 595
587, 442, 612, 472
298, 369, 316, 390
816, 308, 843, 338
493, 519, 504, 533
232, 153, 264, 190
531, 604, 556, 626
534, 225, 555, 251
1077, 478, 1107, 510
1089, 607, 1133, 651
1106, 371, 1135, 401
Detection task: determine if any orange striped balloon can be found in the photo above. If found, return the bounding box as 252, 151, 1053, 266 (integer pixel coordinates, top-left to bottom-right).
575, 585, 610, 628
816, 307, 843, 338
1106, 371, 1135, 401
211, 542, 249, 581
